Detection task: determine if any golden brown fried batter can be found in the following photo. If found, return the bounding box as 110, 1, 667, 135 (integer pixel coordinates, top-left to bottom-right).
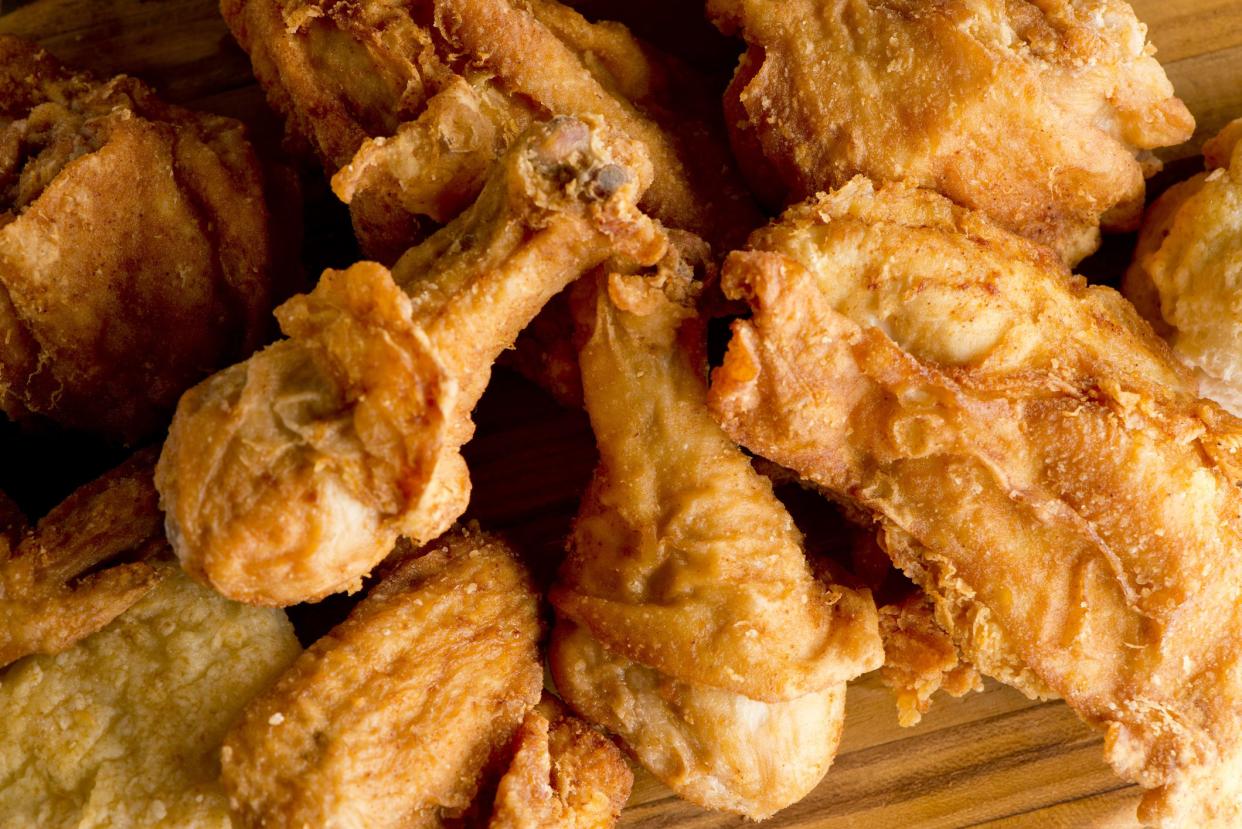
221, 525, 544, 829
224, 0, 758, 260
0, 565, 300, 828
0, 36, 286, 441
707, 0, 1194, 265
550, 622, 847, 821
879, 593, 982, 728
549, 260, 881, 818
709, 178, 1242, 828
0, 449, 166, 669
1124, 118, 1242, 415
156, 117, 663, 605
489, 697, 632, 829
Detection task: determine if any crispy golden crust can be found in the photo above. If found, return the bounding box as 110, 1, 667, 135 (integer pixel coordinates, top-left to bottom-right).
551, 263, 882, 702
709, 178, 1242, 828
157, 117, 663, 605
489, 698, 633, 829
879, 593, 982, 728
550, 622, 846, 820
0, 36, 281, 441
0, 565, 300, 828
707, 0, 1193, 264
221, 525, 544, 829
1124, 118, 1242, 415
0, 450, 166, 669
224, 0, 758, 259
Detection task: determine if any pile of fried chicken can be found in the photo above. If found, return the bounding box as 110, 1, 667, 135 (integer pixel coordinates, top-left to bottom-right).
2, 0, 1242, 826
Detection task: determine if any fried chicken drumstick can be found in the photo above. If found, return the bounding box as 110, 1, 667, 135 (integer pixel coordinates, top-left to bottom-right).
549, 258, 882, 818
707, 0, 1194, 264
156, 116, 664, 606
1125, 118, 1242, 415
0, 36, 288, 441
709, 178, 1242, 828
224, 0, 758, 260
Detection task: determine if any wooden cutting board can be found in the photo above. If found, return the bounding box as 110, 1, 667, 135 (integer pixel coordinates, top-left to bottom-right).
2, 1, 1239, 826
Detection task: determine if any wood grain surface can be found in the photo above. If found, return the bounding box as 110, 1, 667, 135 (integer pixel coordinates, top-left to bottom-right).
2, 1, 1238, 827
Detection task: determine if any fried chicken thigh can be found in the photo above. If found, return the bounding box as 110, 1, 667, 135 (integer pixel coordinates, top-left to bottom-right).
0, 450, 167, 669
157, 117, 662, 606
0, 36, 287, 441
1124, 119, 1242, 414
221, 525, 543, 829
707, 0, 1194, 264
548, 258, 882, 818
224, 0, 758, 260
709, 178, 1242, 828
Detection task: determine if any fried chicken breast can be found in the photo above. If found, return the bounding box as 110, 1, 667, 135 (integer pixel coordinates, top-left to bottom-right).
221, 525, 543, 829
1124, 118, 1242, 414
707, 0, 1194, 264
0, 565, 299, 828
709, 178, 1242, 828
549, 256, 882, 818
156, 116, 663, 605
0, 36, 288, 441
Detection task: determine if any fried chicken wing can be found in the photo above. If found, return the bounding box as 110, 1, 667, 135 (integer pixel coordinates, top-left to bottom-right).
706, 0, 1193, 265
708, 177, 1242, 828
221, 525, 544, 829
0, 564, 300, 827
0, 36, 289, 441
489, 697, 633, 829
0, 449, 166, 669
225, 0, 758, 261
156, 116, 663, 605
548, 257, 881, 818
1124, 119, 1242, 415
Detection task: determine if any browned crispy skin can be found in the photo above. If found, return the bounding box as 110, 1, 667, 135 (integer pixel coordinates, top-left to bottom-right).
156, 117, 664, 605
706, 0, 1193, 265
222, 525, 544, 829
0, 36, 284, 441
0, 449, 166, 669
549, 258, 881, 818
223, 0, 759, 259
489, 697, 632, 829
708, 178, 1242, 828
879, 593, 982, 728
1123, 119, 1242, 415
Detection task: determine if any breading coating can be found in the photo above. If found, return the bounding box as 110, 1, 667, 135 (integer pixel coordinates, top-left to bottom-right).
706, 0, 1194, 264
0, 36, 285, 441
879, 593, 982, 728
157, 116, 664, 605
0, 565, 300, 828
224, 0, 758, 260
0, 449, 166, 669
550, 622, 847, 821
1124, 119, 1242, 415
489, 697, 633, 829
708, 178, 1242, 828
549, 260, 881, 818
221, 525, 544, 829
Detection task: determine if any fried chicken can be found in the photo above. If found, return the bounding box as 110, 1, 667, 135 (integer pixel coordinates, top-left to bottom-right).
707, 0, 1194, 265
879, 593, 982, 728
224, 0, 758, 261
0, 564, 300, 827
156, 116, 663, 605
0, 449, 167, 669
548, 259, 882, 818
708, 177, 1242, 828
221, 525, 544, 829
489, 697, 632, 829
0, 36, 289, 442
1124, 118, 1242, 415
